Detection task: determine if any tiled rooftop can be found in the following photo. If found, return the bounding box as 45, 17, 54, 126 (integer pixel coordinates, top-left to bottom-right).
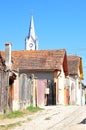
11, 49, 66, 71
67, 55, 80, 75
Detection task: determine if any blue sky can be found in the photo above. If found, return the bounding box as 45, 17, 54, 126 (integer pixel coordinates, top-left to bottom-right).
0, 0, 86, 83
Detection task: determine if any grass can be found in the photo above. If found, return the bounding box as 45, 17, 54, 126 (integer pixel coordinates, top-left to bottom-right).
3, 110, 25, 119
0, 106, 43, 129
26, 105, 43, 112
0, 106, 43, 120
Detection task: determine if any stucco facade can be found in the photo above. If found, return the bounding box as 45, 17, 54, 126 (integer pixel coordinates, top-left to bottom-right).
67, 55, 85, 106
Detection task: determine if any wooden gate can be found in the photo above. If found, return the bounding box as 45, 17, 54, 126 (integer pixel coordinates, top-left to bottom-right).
36, 79, 47, 107
64, 88, 69, 105
19, 73, 34, 109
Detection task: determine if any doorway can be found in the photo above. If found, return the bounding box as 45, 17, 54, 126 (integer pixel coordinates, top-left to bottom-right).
47, 80, 56, 105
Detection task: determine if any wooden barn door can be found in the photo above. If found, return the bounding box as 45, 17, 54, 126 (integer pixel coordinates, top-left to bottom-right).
64, 88, 69, 105
36, 79, 47, 107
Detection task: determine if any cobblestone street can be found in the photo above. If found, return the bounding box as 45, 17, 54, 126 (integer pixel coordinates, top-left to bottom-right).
11, 105, 86, 130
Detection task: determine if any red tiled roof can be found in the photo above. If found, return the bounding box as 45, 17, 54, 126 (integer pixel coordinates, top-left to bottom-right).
0, 49, 68, 75
11, 49, 66, 71
67, 55, 80, 75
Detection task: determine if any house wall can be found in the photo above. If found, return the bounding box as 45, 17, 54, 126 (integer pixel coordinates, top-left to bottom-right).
76, 80, 82, 105
76, 63, 84, 105
12, 72, 19, 111
12, 69, 67, 110
69, 76, 84, 106
82, 88, 85, 105
57, 66, 65, 105
69, 77, 76, 105
23, 71, 54, 80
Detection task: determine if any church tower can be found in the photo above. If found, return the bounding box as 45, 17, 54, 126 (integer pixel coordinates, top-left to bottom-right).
25, 16, 38, 50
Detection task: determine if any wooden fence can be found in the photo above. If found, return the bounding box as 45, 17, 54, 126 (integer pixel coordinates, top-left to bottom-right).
18, 74, 56, 109
0, 71, 57, 112
19, 73, 34, 109
0, 70, 8, 113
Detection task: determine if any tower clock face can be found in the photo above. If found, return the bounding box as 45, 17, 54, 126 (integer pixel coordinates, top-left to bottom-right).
29, 43, 33, 48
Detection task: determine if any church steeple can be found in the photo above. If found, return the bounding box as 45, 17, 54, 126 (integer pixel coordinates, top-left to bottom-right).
29, 16, 35, 40
25, 16, 38, 50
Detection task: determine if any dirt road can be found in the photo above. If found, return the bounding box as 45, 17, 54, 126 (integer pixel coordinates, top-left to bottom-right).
13, 105, 86, 130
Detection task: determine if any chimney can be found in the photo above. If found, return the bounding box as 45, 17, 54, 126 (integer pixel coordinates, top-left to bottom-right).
5, 42, 12, 70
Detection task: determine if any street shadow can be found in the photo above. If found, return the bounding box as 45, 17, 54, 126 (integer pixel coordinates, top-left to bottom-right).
79, 118, 86, 124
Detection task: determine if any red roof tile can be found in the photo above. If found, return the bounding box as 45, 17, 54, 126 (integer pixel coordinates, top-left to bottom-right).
67, 55, 80, 75
0, 49, 68, 75
11, 49, 67, 71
